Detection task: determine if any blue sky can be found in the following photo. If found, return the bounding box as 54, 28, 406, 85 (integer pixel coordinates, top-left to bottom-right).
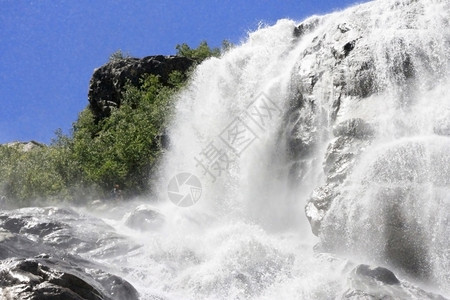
0, 0, 361, 144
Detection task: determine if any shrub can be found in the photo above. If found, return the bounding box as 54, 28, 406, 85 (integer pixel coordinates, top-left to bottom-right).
70, 73, 183, 198
175, 41, 221, 63
0, 42, 215, 205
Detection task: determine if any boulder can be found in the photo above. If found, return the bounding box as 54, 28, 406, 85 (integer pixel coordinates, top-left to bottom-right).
0, 207, 142, 299
123, 205, 164, 231
0, 257, 139, 300
0, 207, 138, 257
342, 264, 447, 300
354, 264, 400, 285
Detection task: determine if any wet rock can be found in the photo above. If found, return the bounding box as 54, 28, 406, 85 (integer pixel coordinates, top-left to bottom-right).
88, 55, 194, 121
283, 94, 317, 161
331, 39, 358, 60
89, 271, 139, 300
0, 257, 139, 300
343, 41, 355, 56
21, 221, 65, 238
354, 264, 400, 285
123, 205, 164, 231
311, 255, 446, 299
0, 207, 137, 257
316, 137, 450, 290
293, 17, 320, 38
305, 202, 325, 236
342, 264, 447, 300
1, 217, 27, 233
382, 191, 432, 279
305, 183, 338, 236
345, 60, 377, 98
0, 230, 38, 260
0, 207, 142, 299
305, 131, 371, 237
332, 118, 374, 139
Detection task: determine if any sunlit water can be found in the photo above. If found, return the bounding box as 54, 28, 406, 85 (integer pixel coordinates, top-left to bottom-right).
84, 0, 449, 298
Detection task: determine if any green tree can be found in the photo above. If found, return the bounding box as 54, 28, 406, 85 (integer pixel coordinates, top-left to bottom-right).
0, 43, 205, 206
175, 41, 221, 63
71, 73, 182, 198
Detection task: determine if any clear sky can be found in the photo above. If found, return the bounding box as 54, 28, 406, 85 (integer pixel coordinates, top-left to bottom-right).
0, 0, 362, 144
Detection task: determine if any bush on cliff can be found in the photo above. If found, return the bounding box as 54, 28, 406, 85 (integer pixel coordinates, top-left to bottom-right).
71, 73, 183, 198
175, 41, 220, 63
0, 42, 221, 206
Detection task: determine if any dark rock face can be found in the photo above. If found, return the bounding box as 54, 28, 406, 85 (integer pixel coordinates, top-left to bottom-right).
312, 254, 447, 300
332, 118, 374, 139
293, 17, 320, 38
342, 264, 447, 300
354, 264, 400, 285
88, 55, 195, 121
0, 207, 138, 258
0, 257, 139, 300
0, 207, 140, 300
284, 94, 317, 162
0, 258, 103, 300
285, 1, 450, 290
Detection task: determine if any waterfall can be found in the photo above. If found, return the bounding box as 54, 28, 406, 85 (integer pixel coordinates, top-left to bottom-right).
156, 19, 316, 232
123, 0, 449, 298
2, 1, 449, 299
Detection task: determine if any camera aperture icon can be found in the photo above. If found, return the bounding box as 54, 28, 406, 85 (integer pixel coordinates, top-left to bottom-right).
167, 173, 202, 207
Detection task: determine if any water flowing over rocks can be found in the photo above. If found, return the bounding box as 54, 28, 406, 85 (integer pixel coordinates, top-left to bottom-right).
0, 207, 140, 299
0, 204, 444, 299
283, 0, 450, 291
341, 264, 447, 300
0, 257, 138, 300
2, 0, 449, 298
123, 204, 164, 231
149, 0, 449, 297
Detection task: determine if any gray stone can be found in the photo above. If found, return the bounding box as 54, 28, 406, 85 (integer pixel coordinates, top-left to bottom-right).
0, 257, 139, 300
0, 207, 141, 299
88, 55, 194, 121
354, 264, 400, 285
123, 205, 164, 231
332, 118, 374, 139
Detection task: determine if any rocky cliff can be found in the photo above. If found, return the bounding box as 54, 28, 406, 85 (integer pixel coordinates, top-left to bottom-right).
4, 141, 45, 152
88, 55, 194, 121
282, 0, 450, 289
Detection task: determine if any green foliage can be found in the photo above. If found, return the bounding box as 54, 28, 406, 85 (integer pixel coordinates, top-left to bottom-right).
0, 144, 72, 206
0, 45, 201, 206
70, 73, 182, 198
0, 71, 184, 206
175, 41, 221, 63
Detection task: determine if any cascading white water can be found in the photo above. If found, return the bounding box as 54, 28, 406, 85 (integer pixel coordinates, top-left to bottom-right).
156, 19, 317, 232
106, 0, 449, 298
